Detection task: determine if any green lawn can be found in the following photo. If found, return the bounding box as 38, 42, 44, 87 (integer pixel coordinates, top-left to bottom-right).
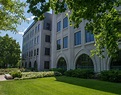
0, 76, 121, 95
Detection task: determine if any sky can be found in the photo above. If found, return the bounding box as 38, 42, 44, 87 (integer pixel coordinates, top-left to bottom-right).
0, 0, 34, 50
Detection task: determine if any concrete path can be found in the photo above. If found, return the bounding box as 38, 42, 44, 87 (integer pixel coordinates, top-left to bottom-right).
0, 75, 6, 81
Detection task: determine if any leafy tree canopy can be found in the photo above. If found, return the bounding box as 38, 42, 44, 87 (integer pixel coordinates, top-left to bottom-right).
0, 0, 26, 32
0, 34, 21, 68
27, 0, 121, 58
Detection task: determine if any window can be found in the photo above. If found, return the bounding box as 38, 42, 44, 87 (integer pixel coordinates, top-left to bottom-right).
74, 31, 81, 45
63, 36, 68, 48
85, 30, 94, 42
37, 48, 39, 55
45, 48, 50, 55
38, 24, 40, 31
63, 17, 68, 28
57, 39, 61, 50
45, 35, 50, 42
57, 21, 61, 32
34, 49, 36, 56
31, 50, 33, 57
44, 61, 50, 69
34, 37, 36, 45
35, 26, 37, 33
46, 23, 50, 30
37, 36, 39, 44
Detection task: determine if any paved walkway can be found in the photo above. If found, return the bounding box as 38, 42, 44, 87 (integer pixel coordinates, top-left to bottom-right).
0, 75, 6, 81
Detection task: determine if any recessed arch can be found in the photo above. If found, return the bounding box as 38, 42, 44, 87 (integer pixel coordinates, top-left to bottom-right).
110, 50, 121, 70
57, 57, 67, 70
75, 54, 94, 70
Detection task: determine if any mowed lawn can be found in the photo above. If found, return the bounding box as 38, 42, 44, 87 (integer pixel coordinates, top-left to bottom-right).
0, 76, 121, 95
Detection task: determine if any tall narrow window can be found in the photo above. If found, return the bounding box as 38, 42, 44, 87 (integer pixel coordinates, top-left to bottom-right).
57, 21, 61, 32
44, 61, 50, 69
63, 17, 68, 28
38, 24, 40, 31
85, 30, 94, 43
63, 36, 68, 48
35, 26, 37, 33
37, 48, 39, 55
74, 31, 81, 45
37, 36, 39, 44
34, 49, 36, 56
45, 48, 50, 55
57, 39, 61, 50
45, 35, 50, 42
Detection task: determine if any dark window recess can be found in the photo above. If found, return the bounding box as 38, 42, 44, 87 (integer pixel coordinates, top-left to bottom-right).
85, 30, 94, 43
34, 49, 36, 56
74, 31, 81, 45
45, 35, 50, 42
37, 48, 39, 55
57, 39, 61, 50
57, 21, 61, 32
46, 23, 50, 30
31, 50, 33, 57
63, 36, 68, 48
44, 61, 50, 69
45, 48, 50, 55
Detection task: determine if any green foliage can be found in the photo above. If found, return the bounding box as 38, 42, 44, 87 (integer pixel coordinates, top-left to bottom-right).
0, 0, 26, 32
64, 69, 94, 79
0, 34, 21, 68
27, 0, 121, 58
98, 70, 121, 82
0, 68, 20, 75
10, 71, 22, 78
50, 68, 66, 75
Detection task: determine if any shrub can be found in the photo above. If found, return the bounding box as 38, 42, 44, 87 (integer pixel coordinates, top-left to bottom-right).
20, 71, 62, 80
50, 68, 66, 75
10, 71, 22, 78
64, 69, 94, 79
98, 70, 121, 82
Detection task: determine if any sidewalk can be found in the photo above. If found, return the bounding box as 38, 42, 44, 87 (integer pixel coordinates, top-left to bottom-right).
0, 75, 6, 81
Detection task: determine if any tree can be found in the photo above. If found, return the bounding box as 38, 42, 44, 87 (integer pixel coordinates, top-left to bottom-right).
0, 34, 21, 68
27, 0, 121, 58
0, 0, 26, 32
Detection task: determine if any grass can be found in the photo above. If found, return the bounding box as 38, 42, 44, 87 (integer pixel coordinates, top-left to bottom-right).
0, 76, 121, 95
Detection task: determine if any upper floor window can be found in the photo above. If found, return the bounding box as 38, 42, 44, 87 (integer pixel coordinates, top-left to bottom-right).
85, 30, 94, 43
57, 39, 61, 50
45, 48, 50, 55
34, 37, 36, 44
46, 23, 51, 30
63, 17, 68, 28
45, 35, 50, 42
57, 21, 61, 32
35, 26, 37, 33
37, 36, 39, 44
63, 36, 68, 48
74, 31, 81, 45
34, 49, 36, 56
38, 24, 40, 31
37, 48, 39, 55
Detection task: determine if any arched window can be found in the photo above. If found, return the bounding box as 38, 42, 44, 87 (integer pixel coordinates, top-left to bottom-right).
57, 57, 67, 70
76, 54, 94, 70
110, 50, 121, 70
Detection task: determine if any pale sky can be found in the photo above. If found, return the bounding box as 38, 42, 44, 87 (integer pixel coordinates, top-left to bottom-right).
0, 0, 34, 50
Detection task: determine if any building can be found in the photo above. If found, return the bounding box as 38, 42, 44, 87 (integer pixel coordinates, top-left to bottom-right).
22, 9, 121, 72
22, 13, 52, 71
51, 9, 121, 72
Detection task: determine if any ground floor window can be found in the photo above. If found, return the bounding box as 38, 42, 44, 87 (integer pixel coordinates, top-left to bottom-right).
44, 61, 50, 69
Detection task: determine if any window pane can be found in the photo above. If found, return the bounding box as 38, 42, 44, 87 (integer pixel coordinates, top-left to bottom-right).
57, 39, 61, 50
63, 36, 68, 48
85, 30, 94, 42
74, 31, 81, 45
44, 61, 49, 69
63, 17, 68, 28
57, 21, 61, 32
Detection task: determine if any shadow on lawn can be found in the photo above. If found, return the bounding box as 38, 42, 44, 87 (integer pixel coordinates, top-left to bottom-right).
55, 76, 121, 94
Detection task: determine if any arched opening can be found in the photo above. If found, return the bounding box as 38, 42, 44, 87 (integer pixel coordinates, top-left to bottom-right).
110, 50, 121, 70
76, 54, 94, 70
29, 62, 31, 68
57, 57, 67, 70
34, 61, 37, 70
